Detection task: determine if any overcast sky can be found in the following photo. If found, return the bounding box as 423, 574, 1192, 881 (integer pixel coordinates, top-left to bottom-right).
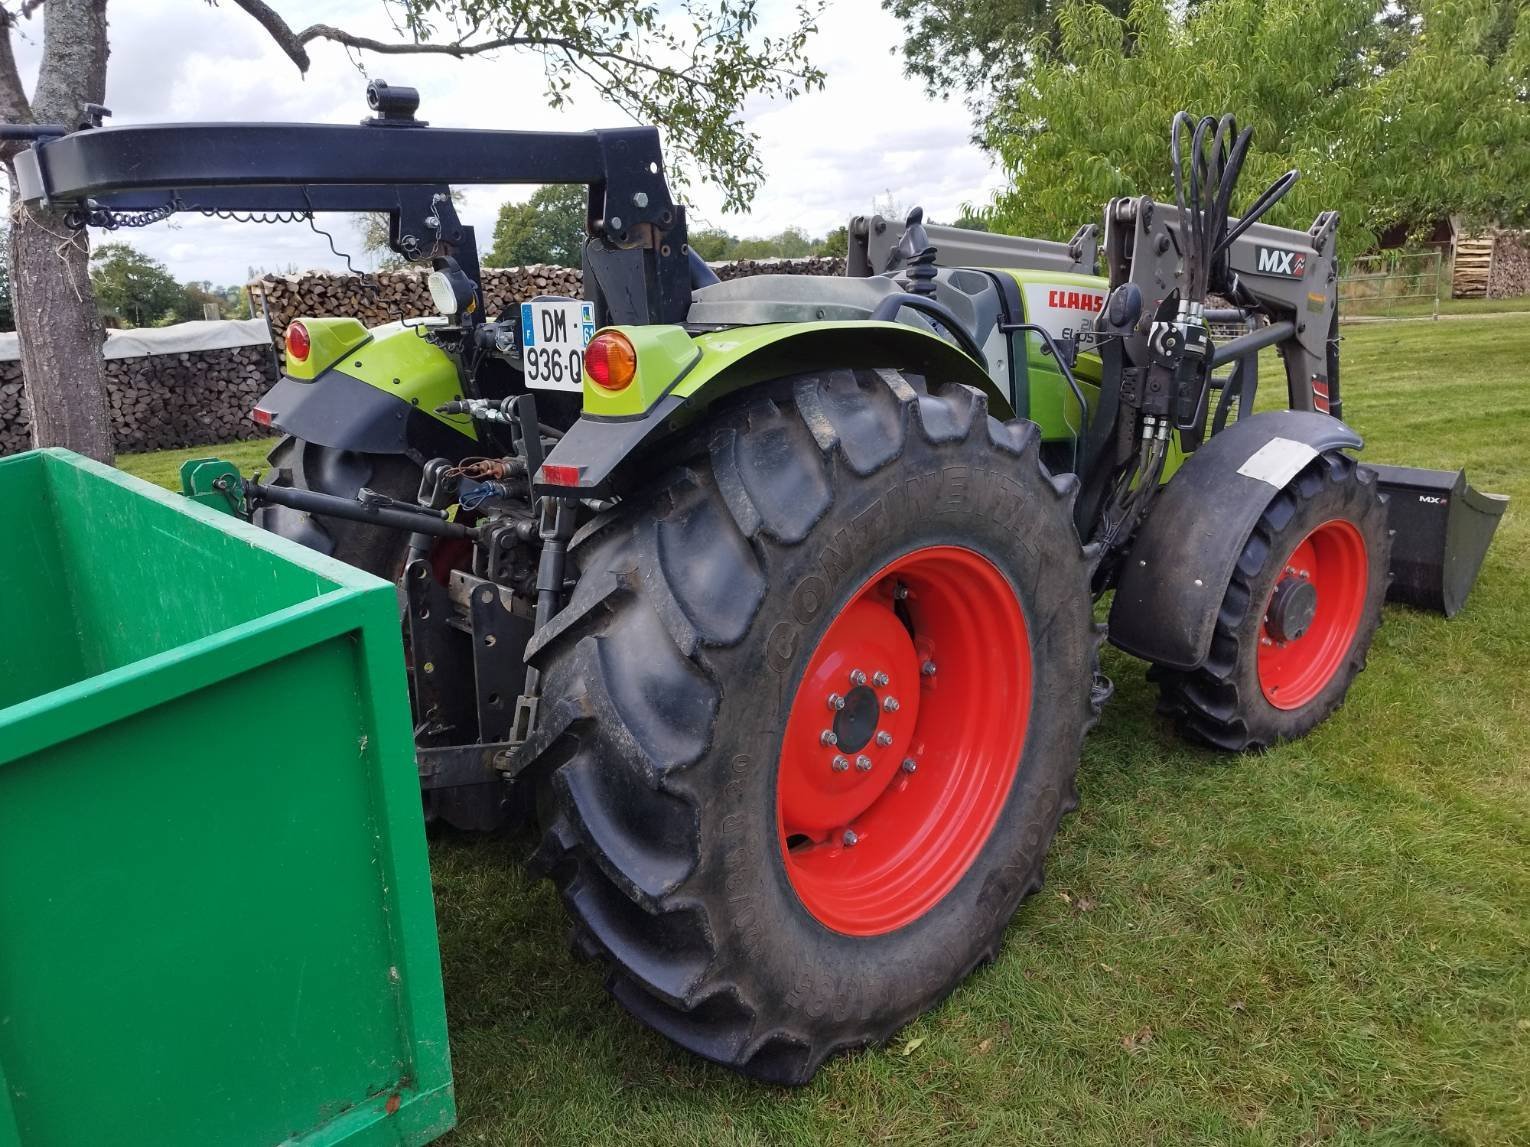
7, 0, 1002, 285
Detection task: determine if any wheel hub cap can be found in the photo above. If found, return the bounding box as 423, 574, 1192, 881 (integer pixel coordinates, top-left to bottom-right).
1257, 518, 1368, 710
776, 546, 1032, 935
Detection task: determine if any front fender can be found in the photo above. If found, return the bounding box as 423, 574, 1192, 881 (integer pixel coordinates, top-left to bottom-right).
539, 321, 1007, 495
1108, 410, 1364, 670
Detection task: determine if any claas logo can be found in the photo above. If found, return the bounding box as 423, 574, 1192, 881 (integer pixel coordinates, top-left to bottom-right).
1047, 289, 1105, 311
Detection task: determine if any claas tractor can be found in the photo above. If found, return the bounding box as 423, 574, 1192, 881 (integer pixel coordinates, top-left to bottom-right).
11, 88, 1505, 1084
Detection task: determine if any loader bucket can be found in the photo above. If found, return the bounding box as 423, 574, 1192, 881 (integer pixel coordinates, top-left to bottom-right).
1369, 463, 1508, 618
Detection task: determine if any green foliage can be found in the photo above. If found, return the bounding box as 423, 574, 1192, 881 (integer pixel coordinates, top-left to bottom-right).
384, 1, 825, 211
687, 227, 739, 261
815, 224, 849, 257
90, 243, 194, 328
732, 225, 815, 260
90, 244, 245, 327
484, 185, 588, 269
686, 224, 844, 262
884, 0, 1133, 105
980, 0, 1530, 258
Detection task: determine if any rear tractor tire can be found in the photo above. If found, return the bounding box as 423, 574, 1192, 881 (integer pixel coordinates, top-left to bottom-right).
1153, 451, 1390, 751
519, 368, 1098, 1083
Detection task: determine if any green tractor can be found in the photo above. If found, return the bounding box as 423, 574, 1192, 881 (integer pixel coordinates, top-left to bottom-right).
15, 89, 1505, 1084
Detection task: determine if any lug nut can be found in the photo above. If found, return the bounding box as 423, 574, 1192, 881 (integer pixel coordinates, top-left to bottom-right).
872, 670, 890, 687
855, 754, 873, 772
820, 729, 838, 747
921, 660, 937, 677
883, 696, 900, 713
827, 692, 846, 711
902, 758, 918, 773
849, 668, 868, 686
893, 583, 910, 600
831, 755, 850, 772
875, 730, 894, 746
843, 829, 859, 847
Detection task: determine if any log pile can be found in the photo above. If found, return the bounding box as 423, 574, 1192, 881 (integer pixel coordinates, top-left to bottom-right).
249, 257, 844, 350
251, 265, 583, 352
0, 343, 278, 458
713, 255, 846, 281
1488, 231, 1530, 298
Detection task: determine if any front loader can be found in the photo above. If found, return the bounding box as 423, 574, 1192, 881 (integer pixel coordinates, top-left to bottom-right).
10, 91, 1506, 1086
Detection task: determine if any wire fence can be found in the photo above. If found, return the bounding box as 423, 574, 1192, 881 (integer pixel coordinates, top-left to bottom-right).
1339, 248, 1445, 320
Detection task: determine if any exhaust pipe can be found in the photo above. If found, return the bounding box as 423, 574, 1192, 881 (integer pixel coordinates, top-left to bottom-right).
1369, 464, 1508, 617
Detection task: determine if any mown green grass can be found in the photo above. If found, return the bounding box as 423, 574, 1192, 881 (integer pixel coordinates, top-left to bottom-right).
116, 435, 277, 488
117, 317, 1530, 1145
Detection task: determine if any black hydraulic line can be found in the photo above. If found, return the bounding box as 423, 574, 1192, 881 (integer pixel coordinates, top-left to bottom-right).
688, 247, 721, 288
1216, 170, 1301, 257
870, 293, 989, 364
1208, 319, 1296, 367
245, 480, 476, 540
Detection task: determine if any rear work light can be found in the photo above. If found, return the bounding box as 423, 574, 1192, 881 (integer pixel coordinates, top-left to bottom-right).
285, 321, 311, 362
584, 330, 637, 391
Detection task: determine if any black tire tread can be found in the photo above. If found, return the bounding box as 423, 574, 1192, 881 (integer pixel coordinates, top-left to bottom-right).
519, 368, 1100, 1083
1153, 452, 1391, 751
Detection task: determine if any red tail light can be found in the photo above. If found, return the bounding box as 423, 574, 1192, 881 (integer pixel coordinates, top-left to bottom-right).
251, 407, 274, 428
539, 464, 582, 487
286, 321, 311, 362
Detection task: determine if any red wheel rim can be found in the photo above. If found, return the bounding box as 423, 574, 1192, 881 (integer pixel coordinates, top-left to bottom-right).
775, 546, 1032, 935
1257, 519, 1368, 710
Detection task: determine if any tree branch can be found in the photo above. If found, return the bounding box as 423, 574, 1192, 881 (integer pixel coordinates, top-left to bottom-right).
222, 0, 310, 72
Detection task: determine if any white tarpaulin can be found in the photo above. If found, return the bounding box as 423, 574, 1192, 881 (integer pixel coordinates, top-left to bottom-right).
0, 317, 272, 362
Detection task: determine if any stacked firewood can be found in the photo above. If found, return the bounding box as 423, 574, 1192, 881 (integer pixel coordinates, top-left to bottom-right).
1488, 232, 1530, 298
250, 258, 844, 350
713, 256, 846, 281
0, 344, 278, 458
251, 265, 583, 352
103, 344, 279, 453
0, 364, 27, 456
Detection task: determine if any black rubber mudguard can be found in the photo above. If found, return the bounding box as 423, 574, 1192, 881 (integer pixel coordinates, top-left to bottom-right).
255, 369, 474, 464
1109, 410, 1363, 670
1369, 463, 1508, 617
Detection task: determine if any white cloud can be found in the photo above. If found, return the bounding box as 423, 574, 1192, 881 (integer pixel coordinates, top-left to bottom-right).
6, 0, 1004, 284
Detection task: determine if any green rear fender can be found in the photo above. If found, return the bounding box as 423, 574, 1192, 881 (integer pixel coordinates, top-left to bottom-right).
539, 321, 1009, 494
259, 319, 477, 457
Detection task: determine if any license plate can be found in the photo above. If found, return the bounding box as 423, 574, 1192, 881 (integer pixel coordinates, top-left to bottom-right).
520, 298, 595, 392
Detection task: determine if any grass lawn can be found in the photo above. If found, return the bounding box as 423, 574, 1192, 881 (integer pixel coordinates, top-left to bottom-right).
1343, 294, 1530, 321
117, 316, 1530, 1145
116, 435, 278, 489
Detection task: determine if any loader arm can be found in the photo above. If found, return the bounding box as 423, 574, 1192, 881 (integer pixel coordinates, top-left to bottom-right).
1102, 196, 1341, 417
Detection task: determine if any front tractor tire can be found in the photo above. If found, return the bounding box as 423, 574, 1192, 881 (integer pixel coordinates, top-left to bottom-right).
255, 435, 422, 578
520, 368, 1097, 1084
1153, 451, 1390, 751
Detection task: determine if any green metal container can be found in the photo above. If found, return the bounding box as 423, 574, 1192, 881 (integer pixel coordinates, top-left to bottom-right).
0, 449, 454, 1147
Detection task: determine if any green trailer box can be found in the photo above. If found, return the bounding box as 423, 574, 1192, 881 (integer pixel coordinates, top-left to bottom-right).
0, 449, 454, 1147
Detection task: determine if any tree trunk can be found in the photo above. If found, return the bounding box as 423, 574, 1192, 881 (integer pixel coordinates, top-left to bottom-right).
4, 0, 113, 463
10, 183, 113, 462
